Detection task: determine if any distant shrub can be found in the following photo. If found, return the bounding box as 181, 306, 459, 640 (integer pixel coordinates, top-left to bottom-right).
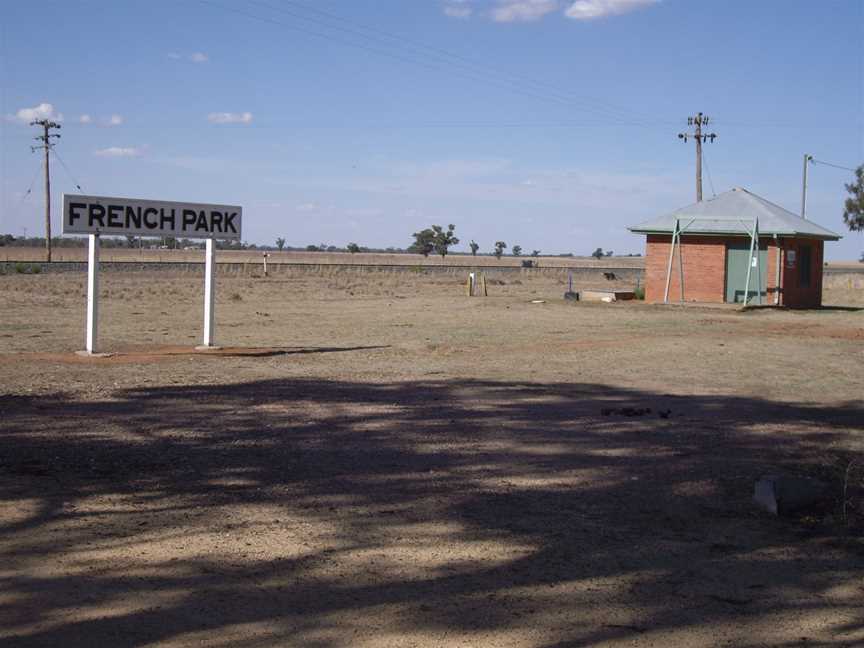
230, 292, 243, 301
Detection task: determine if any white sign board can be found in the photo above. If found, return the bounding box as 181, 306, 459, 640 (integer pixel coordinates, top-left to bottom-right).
62, 194, 242, 240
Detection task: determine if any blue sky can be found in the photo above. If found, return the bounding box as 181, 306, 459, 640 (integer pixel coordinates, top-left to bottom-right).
1, 0, 862, 258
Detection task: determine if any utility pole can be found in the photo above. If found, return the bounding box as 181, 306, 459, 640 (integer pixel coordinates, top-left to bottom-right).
30, 119, 61, 262
678, 112, 717, 202
801, 153, 813, 219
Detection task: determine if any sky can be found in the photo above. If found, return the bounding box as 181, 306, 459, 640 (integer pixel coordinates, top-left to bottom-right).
1, 0, 862, 259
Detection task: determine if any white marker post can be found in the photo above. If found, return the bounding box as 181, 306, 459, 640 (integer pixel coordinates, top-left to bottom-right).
85, 233, 100, 354
200, 238, 217, 349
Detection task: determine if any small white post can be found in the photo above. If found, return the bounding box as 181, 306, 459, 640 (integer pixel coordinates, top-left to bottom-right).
202, 238, 216, 348
743, 220, 757, 305
755, 219, 762, 305
663, 219, 679, 304
85, 233, 100, 353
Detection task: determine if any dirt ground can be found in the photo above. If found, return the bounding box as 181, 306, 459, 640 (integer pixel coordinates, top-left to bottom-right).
1, 268, 863, 647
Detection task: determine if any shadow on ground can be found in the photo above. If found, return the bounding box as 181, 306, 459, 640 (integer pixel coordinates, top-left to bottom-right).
1, 378, 862, 646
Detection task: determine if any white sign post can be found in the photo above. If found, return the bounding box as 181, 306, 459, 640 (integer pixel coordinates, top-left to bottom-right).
86, 234, 100, 353
62, 194, 242, 355
201, 238, 217, 349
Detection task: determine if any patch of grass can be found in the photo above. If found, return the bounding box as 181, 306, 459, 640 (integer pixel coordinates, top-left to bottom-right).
14, 263, 40, 274
634, 286, 645, 300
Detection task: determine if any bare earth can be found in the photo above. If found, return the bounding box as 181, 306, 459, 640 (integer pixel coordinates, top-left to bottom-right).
1, 269, 863, 647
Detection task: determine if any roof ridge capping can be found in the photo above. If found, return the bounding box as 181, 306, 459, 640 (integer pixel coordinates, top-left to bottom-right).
628, 187, 841, 240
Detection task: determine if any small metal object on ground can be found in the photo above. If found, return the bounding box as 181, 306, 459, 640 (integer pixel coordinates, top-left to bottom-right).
754, 474, 829, 516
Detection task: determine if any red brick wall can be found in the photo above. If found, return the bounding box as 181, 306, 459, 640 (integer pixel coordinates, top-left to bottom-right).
779, 238, 824, 308
645, 234, 727, 303
644, 235, 785, 304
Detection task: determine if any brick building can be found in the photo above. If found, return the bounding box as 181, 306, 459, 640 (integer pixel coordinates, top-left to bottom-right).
628, 188, 841, 308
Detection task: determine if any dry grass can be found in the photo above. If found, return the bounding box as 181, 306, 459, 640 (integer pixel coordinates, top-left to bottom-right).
0, 269, 863, 647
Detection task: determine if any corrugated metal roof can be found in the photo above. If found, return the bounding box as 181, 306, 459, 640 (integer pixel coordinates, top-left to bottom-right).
628, 187, 842, 240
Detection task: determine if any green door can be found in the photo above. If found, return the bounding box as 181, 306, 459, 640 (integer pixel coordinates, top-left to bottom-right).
725, 241, 768, 304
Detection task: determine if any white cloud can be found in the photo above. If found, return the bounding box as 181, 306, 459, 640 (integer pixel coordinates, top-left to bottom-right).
565, 0, 658, 20
78, 113, 124, 126
9, 102, 63, 124
443, 0, 656, 22
207, 112, 253, 124
169, 52, 209, 63
94, 146, 143, 158
492, 0, 559, 23
296, 202, 320, 212
443, 1, 473, 18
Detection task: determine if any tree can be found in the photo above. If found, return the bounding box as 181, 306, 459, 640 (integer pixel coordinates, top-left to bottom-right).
531, 250, 540, 257
493, 241, 507, 259
409, 228, 435, 257
469, 240, 480, 256
125, 235, 138, 248
346, 242, 360, 254
306, 244, 320, 252
843, 165, 864, 231
432, 224, 459, 259
276, 237, 286, 251
512, 245, 522, 257
592, 247, 604, 260
605, 250, 614, 257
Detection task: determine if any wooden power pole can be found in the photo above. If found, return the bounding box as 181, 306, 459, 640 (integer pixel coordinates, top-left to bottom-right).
678, 112, 717, 202
30, 119, 61, 262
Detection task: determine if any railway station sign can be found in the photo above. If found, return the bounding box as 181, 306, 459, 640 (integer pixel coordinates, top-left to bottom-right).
61, 193, 243, 355
62, 194, 242, 240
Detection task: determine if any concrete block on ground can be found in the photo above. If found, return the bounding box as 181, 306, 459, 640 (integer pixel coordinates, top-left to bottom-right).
754, 474, 830, 516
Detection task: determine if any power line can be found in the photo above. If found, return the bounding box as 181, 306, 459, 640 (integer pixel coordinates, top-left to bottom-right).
259, 0, 665, 127
104, 119, 666, 130
199, 0, 668, 130
811, 158, 857, 173
51, 148, 84, 192
701, 144, 717, 198
17, 161, 42, 207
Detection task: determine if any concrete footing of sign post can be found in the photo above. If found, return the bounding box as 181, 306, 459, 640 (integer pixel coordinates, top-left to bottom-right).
75, 350, 114, 358
194, 345, 223, 352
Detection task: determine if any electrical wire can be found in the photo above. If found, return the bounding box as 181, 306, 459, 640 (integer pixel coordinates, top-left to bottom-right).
199, 0, 668, 130
810, 158, 857, 173
17, 161, 42, 207
51, 149, 84, 192
256, 0, 667, 128
701, 146, 717, 198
